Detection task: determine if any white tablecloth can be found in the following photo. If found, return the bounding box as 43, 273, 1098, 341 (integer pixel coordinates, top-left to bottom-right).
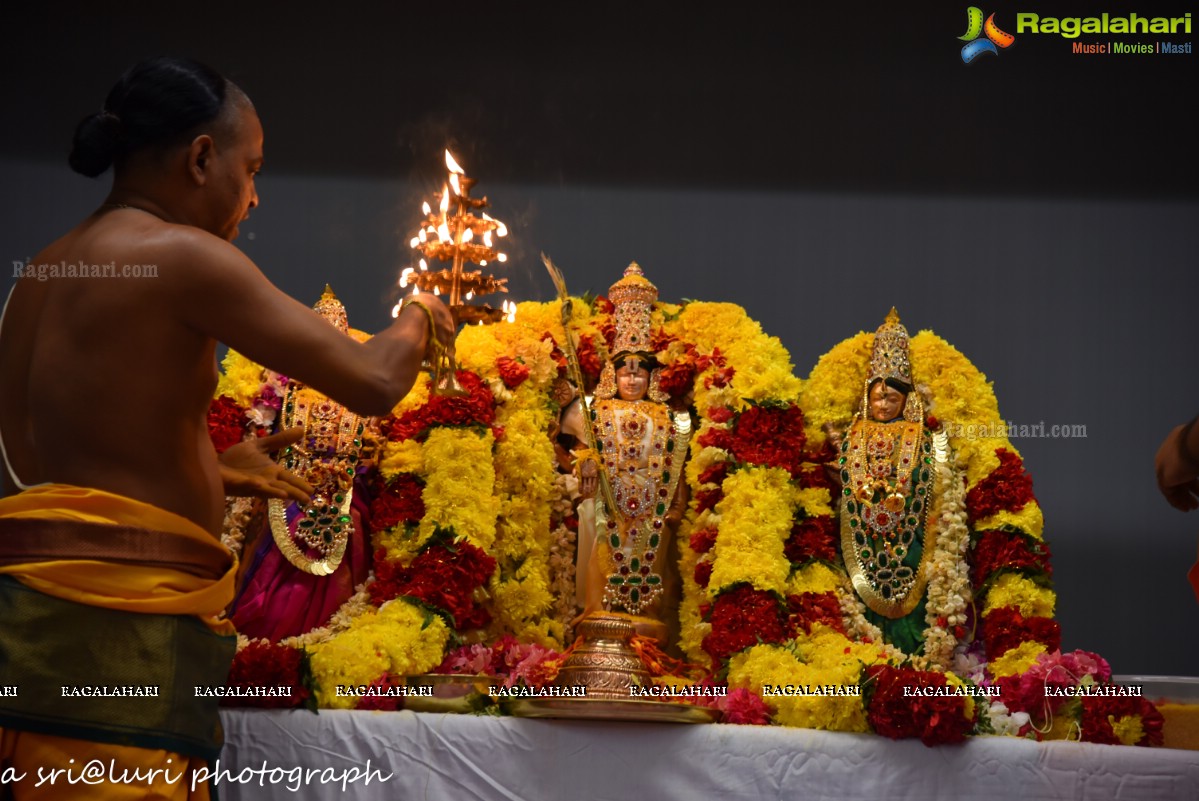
217, 709, 1199, 801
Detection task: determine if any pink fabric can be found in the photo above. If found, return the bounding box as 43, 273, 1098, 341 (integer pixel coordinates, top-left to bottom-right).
232, 493, 371, 641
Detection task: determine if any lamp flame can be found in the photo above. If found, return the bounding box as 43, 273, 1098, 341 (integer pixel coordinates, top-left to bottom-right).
422, 201, 431, 215
439, 186, 450, 214
483, 212, 508, 238
450, 173, 461, 196
497, 253, 508, 263
445, 150, 464, 174
399, 267, 414, 287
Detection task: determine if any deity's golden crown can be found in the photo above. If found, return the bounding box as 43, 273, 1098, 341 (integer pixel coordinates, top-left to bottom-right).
609, 262, 658, 357
867, 307, 913, 387
314, 284, 349, 333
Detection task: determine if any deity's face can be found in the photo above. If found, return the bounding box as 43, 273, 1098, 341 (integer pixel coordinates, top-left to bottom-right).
616, 358, 650, 401
869, 380, 907, 423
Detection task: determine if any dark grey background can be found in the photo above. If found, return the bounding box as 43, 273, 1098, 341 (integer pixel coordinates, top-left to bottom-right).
2, 2, 1196, 675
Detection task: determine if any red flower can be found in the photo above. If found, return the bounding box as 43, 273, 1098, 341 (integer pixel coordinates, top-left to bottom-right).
980, 606, 1061, 657
697, 462, 730, 487
650, 328, 677, 352
207, 396, 249, 454
689, 527, 718, 554
786, 591, 845, 635
783, 516, 837, 564
697, 426, 733, 452
370, 540, 497, 631
575, 335, 603, 382
702, 586, 789, 667
539, 333, 569, 378
368, 474, 425, 531
694, 560, 713, 587
598, 318, 616, 353
1080, 695, 1164, 746
382, 371, 496, 442
694, 348, 727, 373
656, 357, 698, 402
971, 529, 1052, 586
706, 406, 734, 424
695, 488, 723, 514
866, 665, 973, 746
729, 404, 808, 476
704, 366, 736, 389
496, 356, 531, 390
221, 641, 311, 709
966, 448, 1036, 524
794, 464, 833, 491
356, 674, 406, 712
594, 297, 615, 315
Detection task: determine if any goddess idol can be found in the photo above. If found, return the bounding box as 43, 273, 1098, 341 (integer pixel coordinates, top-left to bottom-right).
567, 264, 691, 647
826, 309, 968, 662
228, 287, 376, 640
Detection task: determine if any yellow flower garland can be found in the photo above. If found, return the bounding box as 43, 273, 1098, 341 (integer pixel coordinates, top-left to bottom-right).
308, 601, 450, 709
708, 467, 797, 596
418, 427, 499, 551
987, 640, 1049, 678
982, 573, 1056, 618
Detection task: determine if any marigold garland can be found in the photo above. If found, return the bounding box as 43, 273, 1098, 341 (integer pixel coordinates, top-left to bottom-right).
211, 295, 1158, 745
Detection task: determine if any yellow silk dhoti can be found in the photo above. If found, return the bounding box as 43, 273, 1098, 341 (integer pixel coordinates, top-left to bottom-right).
0, 484, 236, 801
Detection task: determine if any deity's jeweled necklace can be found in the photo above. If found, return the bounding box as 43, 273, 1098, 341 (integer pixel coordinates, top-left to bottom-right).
592, 398, 690, 615
839, 418, 935, 618
268, 382, 364, 576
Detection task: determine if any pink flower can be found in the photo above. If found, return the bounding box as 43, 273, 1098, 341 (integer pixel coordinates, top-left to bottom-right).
719, 688, 771, 725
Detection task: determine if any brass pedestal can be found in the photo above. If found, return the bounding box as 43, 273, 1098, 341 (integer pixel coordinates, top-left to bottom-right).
553, 613, 650, 699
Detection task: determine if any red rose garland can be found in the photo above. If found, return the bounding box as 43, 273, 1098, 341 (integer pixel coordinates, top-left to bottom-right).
970, 529, 1053, 586
381, 371, 497, 442
1080, 695, 1165, 746
728, 404, 807, 476
965, 448, 1036, 524
367, 474, 426, 531
370, 538, 497, 631
786, 592, 846, 635
221, 640, 312, 709
866, 665, 975, 746
703, 585, 791, 668
980, 606, 1062, 657
783, 516, 838, 565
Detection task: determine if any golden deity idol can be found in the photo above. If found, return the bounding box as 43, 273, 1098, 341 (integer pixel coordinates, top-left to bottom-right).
566, 264, 690, 647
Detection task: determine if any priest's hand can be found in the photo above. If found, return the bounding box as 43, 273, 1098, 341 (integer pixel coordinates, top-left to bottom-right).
219, 426, 313, 504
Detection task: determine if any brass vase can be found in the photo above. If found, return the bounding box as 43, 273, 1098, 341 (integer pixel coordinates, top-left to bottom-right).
554, 614, 650, 700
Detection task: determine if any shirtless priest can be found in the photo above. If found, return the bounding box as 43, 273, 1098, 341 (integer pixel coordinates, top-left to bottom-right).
0, 57, 453, 800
